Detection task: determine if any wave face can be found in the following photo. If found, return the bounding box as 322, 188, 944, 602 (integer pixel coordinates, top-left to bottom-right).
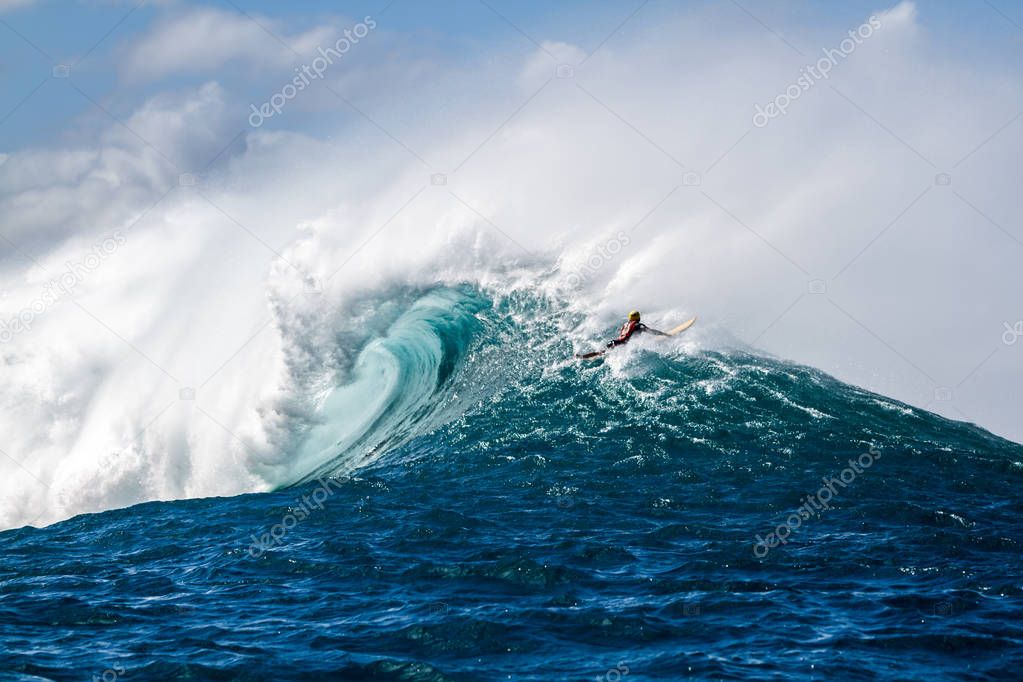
284, 286, 494, 484
2, 286, 1022, 679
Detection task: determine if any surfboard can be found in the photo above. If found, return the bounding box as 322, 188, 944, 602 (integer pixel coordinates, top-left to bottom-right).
664, 316, 697, 336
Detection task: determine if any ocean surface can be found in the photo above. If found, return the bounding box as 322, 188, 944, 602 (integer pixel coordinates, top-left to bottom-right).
2, 287, 1022, 680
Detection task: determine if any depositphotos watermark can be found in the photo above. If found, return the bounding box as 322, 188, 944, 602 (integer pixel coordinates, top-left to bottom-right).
565, 231, 631, 289
0, 231, 126, 344
249, 16, 377, 128
596, 661, 629, 682
753, 446, 881, 558
1003, 321, 1022, 345
92, 665, 125, 682
246, 475, 349, 557
753, 15, 882, 128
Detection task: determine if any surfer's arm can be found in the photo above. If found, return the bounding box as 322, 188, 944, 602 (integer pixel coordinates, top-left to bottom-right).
639, 324, 668, 336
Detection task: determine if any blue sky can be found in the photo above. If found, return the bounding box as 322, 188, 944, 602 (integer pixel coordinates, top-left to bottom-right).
2, 0, 1022, 151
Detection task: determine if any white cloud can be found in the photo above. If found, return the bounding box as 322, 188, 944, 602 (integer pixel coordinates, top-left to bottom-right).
876, 0, 918, 29
518, 40, 587, 89
0, 81, 235, 252
119, 6, 336, 81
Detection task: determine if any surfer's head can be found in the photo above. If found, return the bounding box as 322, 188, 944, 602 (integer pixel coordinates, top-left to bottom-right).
628, 310, 641, 321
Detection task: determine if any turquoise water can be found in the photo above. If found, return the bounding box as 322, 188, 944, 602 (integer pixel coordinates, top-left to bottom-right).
2, 287, 1021, 680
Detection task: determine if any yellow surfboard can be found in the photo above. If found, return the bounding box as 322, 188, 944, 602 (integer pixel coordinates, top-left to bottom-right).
664, 316, 697, 336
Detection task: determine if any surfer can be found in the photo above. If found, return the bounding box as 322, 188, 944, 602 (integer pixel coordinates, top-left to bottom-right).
576, 310, 675, 359
606, 310, 666, 348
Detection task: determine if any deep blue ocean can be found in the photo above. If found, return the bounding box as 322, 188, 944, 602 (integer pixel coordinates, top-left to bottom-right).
2, 290, 1022, 680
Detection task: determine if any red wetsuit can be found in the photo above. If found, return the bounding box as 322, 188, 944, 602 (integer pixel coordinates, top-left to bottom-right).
607, 320, 647, 347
